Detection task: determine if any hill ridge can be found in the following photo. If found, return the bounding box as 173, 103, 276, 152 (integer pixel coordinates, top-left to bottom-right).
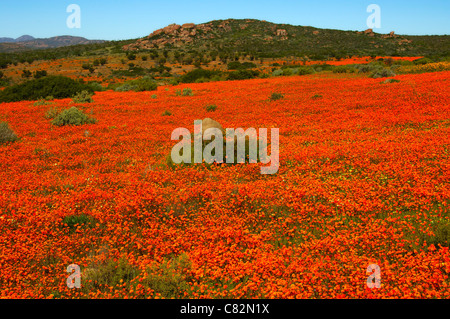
123, 18, 449, 58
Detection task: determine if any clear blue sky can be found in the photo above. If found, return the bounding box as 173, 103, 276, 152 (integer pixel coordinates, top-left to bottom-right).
0, 0, 449, 40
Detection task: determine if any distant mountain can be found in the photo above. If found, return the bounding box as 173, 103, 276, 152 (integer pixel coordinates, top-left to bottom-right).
15, 35, 35, 42
123, 19, 450, 58
0, 35, 105, 52
0, 35, 35, 43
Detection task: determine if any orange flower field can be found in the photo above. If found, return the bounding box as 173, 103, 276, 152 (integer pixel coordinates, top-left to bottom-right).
0, 71, 449, 299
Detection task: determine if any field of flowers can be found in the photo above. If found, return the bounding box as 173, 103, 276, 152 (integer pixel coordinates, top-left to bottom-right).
0, 70, 449, 299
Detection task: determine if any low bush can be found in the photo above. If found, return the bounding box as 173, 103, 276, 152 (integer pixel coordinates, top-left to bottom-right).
270, 92, 284, 101
333, 66, 356, 73
370, 68, 396, 79
62, 214, 98, 233
52, 107, 97, 126
0, 76, 94, 103
180, 69, 222, 83
72, 90, 94, 104
45, 107, 59, 119
0, 121, 19, 145
227, 61, 257, 70
115, 77, 158, 92
206, 104, 217, 112
178, 88, 194, 96
227, 70, 260, 81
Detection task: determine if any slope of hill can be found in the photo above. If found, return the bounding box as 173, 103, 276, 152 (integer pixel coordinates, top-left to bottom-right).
0, 35, 35, 43
123, 19, 450, 58
0, 35, 105, 53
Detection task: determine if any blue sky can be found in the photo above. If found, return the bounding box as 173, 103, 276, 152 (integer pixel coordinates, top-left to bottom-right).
0, 0, 449, 40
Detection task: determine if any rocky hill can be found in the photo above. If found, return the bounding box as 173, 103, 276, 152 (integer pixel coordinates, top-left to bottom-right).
123, 19, 449, 58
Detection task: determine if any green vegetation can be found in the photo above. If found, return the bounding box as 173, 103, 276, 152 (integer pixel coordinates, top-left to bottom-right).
45, 106, 59, 119
62, 214, 98, 233
228, 69, 260, 80
72, 90, 94, 104
175, 88, 194, 96
180, 69, 222, 83
270, 92, 284, 101
370, 69, 396, 79
227, 61, 257, 70
206, 104, 217, 112
51, 107, 97, 126
0, 121, 19, 145
0, 76, 94, 103
33, 96, 54, 106
114, 77, 158, 92
82, 257, 140, 293
428, 222, 450, 248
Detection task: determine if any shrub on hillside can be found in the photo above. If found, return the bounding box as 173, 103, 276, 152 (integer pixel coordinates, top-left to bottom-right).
206, 104, 217, 112
428, 222, 450, 248
72, 90, 94, 104
115, 77, 157, 92
0, 122, 19, 145
0, 76, 94, 103
227, 61, 257, 70
227, 70, 260, 81
180, 69, 222, 83
52, 107, 97, 126
332, 66, 356, 73
87, 82, 104, 92
370, 69, 396, 79
45, 107, 60, 119
270, 92, 284, 101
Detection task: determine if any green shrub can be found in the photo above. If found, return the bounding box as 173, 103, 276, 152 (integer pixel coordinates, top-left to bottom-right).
33, 98, 54, 106
182, 88, 193, 96
381, 79, 400, 84
333, 66, 356, 73
115, 77, 157, 92
370, 69, 396, 79
162, 110, 172, 116
356, 63, 383, 74
282, 68, 294, 76
140, 253, 193, 298
82, 257, 140, 293
427, 222, 450, 249
62, 214, 98, 233
228, 61, 256, 70
296, 67, 315, 75
0, 122, 19, 145
52, 107, 97, 126
151, 94, 157, 99
272, 69, 283, 76
180, 69, 221, 83
206, 104, 217, 112
0, 76, 94, 103
72, 90, 94, 104
227, 70, 260, 81
414, 58, 433, 65
270, 92, 284, 101
87, 82, 104, 92
45, 107, 60, 119
33, 70, 47, 79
